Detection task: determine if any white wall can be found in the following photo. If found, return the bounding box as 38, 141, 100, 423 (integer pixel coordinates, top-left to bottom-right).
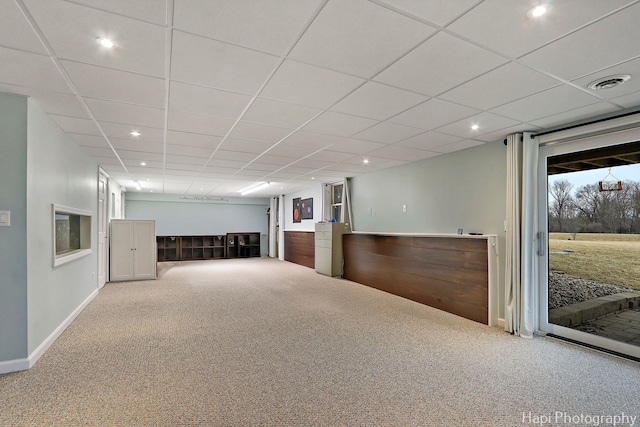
0, 93, 29, 365
348, 140, 507, 317
125, 192, 269, 237
26, 99, 99, 355
282, 185, 324, 231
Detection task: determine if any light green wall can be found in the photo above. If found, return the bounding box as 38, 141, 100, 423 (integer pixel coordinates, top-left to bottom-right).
349, 140, 507, 317
0, 93, 29, 362
26, 100, 99, 354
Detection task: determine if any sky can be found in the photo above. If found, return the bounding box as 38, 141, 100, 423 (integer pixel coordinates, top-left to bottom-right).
547, 162, 639, 192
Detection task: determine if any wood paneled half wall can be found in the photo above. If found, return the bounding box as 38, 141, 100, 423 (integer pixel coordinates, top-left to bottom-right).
343, 233, 495, 324
284, 231, 315, 269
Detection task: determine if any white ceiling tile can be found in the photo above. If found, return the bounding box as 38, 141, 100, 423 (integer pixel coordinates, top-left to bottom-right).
377, 0, 481, 26
305, 150, 354, 162
111, 139, 164, 153
281, 131, 341, 149
167, 130, 222, 148
490, 85, 601, 122
431, 139, 485, 154
434, 112, 521, 139
331, 81, 428, 120
365, 144, 436, 162
70, 0, 167, 25
170, 81, 253, 119
0, 0, 48, 54
23, 0, 166, 76
389, 98, 479, 129
327, 138, 387, 154
27, 91, 89, 118
447, 0, 634, 58
375, 32, 508, 96
0, 48, 72, 93
219, 138, 274, 154
572, 57, 640, 100
242, 98, 323, 128
610, 90, 640, 109
520, 3, 640, 80
289, 0, 435, 77
165, 144, 213, 158
211, 150, 256, 162
262, 144, 317, 159
99, 122, 165, 143
252, 155, 299, 166
69, 134, 110, 148
49, 115, 100, 135
171, 31, 279, 95
261, 60, 365, 108
395, 131, 462, 151
173, 0, 322, 55
528, 102, 621, 130
352, 122, 424, 143
476, 123, 542, 143
62, 60, 165, 107
84, 98, 164, 128
168, 111, 235, 137
439, 62, 560, 110
301, 111, 379, 137
228, 122, 294, 143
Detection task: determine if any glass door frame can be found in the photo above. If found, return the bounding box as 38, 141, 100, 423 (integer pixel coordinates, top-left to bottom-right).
537, 132, 640, 359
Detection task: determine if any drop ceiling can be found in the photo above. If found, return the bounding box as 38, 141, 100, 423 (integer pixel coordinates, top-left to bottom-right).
2, 0, 640, 197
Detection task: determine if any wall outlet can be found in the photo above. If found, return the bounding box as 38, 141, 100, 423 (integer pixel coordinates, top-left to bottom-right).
368, 207, 372, 215
0, 211, 10, 226
402, 204, 407, 213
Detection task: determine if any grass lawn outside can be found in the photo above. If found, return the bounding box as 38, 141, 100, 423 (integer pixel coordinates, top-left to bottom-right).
548, 233, 640, 291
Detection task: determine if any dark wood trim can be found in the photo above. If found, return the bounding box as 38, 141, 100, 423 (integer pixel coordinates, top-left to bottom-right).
343, 234, 489, 324
284, 231, 315, 269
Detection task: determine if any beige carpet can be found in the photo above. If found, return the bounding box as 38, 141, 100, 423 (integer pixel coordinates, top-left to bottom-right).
1, 258, 638, 426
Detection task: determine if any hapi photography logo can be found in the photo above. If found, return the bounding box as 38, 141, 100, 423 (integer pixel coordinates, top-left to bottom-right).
522, 411, 637, 426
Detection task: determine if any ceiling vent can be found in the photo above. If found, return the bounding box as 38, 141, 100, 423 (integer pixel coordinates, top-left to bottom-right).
587, 74, 631, 90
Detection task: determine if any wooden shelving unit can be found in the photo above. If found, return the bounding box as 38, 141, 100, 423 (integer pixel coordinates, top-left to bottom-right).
156, 235, 226, 261
226, 232, 261, 258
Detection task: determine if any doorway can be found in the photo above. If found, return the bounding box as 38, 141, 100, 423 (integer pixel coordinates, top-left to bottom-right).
538, 139, 640, 359
98, 170, 109, 288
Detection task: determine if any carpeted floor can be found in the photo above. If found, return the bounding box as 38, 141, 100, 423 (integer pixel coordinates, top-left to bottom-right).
1, 258, 638, 426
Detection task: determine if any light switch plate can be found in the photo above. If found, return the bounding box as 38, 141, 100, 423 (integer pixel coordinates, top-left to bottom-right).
0, 210, 10, 226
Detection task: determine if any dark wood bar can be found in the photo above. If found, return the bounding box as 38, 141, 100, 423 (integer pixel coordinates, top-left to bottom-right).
284, 231, 315, 269
343, 233, 491, 324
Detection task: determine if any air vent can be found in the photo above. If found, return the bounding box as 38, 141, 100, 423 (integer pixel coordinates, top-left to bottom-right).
587, 74, 630, 90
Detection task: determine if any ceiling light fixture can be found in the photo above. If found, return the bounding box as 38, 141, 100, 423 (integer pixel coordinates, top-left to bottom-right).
140, 162, 146, 166
97, 37, 114, 48
471, 124, 479, 130
363, 159, 369, 164
130, 130, 141, 137
240, 182, 270, 196
529, 5, 547, 17
587, 74, 631, 90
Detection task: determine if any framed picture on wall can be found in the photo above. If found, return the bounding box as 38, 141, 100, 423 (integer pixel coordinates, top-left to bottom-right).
293, 197, 301, 223
301, 198, 313, 220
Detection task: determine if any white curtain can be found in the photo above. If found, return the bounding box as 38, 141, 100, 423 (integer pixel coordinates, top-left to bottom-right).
505, 132, 538, 338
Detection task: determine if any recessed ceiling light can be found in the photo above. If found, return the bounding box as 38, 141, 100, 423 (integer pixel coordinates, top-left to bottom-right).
528, 5, 548, 18
471, 124, 479, 130
363, 159, 369, 164
130, 130, 141, 137
140, 162, 146, 166
587, 74, 631, 90
97, 37, 114, 48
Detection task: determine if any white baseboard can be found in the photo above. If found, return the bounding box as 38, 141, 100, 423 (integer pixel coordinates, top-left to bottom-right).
0, 289, 98, 375
0, 358, 30, 375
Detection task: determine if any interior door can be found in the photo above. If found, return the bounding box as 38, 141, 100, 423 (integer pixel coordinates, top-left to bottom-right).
98, 171, 109, 288
537, 139, 640, 359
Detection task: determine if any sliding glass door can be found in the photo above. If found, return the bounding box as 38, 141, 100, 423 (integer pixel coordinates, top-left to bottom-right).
537, 138, 640, 359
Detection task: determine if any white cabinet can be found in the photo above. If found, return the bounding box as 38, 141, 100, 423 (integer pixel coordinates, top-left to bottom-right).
315, 222, 350, 277
110, 220, 156, 282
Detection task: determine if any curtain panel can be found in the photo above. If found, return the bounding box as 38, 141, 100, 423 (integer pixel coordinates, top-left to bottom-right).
505, 133, 539, 338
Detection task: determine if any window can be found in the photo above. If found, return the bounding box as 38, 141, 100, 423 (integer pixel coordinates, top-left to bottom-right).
53, 204, 92, 267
